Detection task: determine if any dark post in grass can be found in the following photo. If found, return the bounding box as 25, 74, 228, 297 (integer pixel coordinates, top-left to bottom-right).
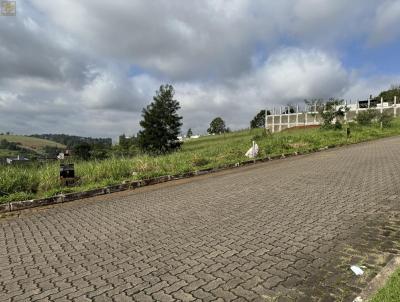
60, 163, 76, 187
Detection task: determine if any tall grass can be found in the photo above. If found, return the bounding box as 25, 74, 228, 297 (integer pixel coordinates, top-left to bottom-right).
1, 119, 400, 203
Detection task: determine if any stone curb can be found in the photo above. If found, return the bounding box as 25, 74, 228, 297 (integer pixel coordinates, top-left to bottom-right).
0, 143, 347, 214
353, 256, 400, 302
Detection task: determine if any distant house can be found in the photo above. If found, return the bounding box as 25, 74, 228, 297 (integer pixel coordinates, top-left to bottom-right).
6, 155, 29, 165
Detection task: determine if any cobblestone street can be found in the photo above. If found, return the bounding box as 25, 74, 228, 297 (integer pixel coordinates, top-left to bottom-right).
1, 137, 400, 301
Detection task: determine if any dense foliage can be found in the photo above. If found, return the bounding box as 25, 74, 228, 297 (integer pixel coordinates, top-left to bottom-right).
250, 110, 270, 129
207, 117, 227, 134
0, 139, 21, 150
376, 85, 400, 102
355, 109, 378, 125
317, 99, 348, 130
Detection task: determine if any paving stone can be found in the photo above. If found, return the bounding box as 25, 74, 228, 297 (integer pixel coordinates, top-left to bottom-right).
1, 137, 400, 301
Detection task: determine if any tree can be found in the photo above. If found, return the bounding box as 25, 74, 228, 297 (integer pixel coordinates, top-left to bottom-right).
138, 84, 183, 154
250, 110, 271, 129
119, 134, 137, 151
73, 142, 92, 160
375, 85, 400, 103
186, 128, 193, 138
207, 117, 227, 134
317, 99, 348, 130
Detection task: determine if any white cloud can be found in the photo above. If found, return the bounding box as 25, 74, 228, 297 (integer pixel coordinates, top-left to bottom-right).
81, 69, 159, 111
343, 75, 400, 101
176, 48, 351, 132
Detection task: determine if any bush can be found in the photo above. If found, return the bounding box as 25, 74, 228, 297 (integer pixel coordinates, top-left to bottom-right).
334, 120, 343, 130
378, 111, 394, 128
355, 109, 378, 125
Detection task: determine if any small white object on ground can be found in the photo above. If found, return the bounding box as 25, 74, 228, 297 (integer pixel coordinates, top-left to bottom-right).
245, 141, 259, 158
353, 296, 363, 302
351, 265, 364, 276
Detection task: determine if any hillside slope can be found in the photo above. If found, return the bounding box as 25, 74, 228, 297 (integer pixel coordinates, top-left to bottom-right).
0, 135, 66, 154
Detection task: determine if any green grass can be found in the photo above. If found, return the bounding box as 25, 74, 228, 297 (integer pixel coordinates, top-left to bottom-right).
370, 268, 400, 302
0, 149, 19, 157
1, 119, 400, 204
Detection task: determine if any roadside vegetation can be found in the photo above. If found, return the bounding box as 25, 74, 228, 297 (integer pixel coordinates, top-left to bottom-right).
1, 117, 400, 204
370, 268, 400, 302
1, 85, 400, 204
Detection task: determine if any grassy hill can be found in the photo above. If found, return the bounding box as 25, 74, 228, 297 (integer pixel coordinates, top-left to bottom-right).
0, 134, 66, 155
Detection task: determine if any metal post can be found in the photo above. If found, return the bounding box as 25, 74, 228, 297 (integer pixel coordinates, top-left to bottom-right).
296, 104, 299, 126
381, 97, 383, 113
287, 106, 290, 129
395, 96, 397, 117
279, 107, 282, 132
344, 100, 348, 122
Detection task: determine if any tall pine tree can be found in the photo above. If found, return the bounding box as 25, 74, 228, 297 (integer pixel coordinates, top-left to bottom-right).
138, 85, 183, 154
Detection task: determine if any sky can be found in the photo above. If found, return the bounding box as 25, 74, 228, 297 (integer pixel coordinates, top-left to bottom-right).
1, 0, 400, 139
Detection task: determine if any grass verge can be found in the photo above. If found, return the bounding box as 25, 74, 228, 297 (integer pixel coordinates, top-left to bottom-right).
370, 268, 400, 302
1, 119, 400, 204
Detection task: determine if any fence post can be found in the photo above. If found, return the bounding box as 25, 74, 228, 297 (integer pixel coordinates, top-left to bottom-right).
313, 104, 317, 124
344, 100, 348, 122
305, 105, 308, 127
394, 96, 397, 117
287, 106, 290, 129
296, 104, 299, 126
279, 107, 282, 132
380, 97, 383, 114
272, 108, 275, 133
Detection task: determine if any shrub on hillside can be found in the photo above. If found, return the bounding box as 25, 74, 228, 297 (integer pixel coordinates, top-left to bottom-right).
317, 99, 348, 130
378, 111, 394, 128
355, 109, 378, 125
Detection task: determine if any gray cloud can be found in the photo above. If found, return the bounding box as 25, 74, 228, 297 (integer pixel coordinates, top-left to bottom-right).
1, 1, 400, 139
368, 0, 400, 45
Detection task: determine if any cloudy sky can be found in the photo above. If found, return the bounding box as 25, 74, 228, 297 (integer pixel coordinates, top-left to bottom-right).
1, 0, 400, 139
